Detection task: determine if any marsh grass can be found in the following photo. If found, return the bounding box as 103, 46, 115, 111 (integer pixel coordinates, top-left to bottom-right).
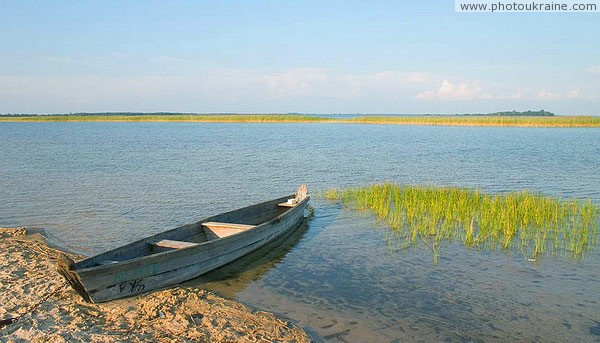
325, 183, 599, 263
0, 114, 328, 123
346, 115, 600, 127
2, 114, 599, 127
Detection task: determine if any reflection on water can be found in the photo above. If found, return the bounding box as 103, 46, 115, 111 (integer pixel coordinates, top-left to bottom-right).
198, 200, 600, 342
1, 122, 599, 342
184, 219, 311, 298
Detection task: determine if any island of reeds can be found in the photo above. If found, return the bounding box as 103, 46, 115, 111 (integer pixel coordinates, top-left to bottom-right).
1, 112, 599, 127
325, 183, 599, 263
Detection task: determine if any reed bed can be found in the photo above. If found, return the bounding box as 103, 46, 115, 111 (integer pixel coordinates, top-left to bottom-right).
2, 115, 599, 127
0, 114, 328, 123
325, 183, 599, 263
345, 115, 600, 127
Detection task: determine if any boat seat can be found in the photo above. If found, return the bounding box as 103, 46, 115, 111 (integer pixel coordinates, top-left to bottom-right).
202, 222, 256, 230
278, 201, 297, 207
202, 221, 256, 238
278, 194, 304, 207
152, 239, 199, 249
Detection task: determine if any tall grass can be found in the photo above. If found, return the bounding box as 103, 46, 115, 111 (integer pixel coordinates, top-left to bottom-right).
325, 183, 599, 263
2, 114, 599, 127
0, 114, 328, 123
346, 115, 600, 127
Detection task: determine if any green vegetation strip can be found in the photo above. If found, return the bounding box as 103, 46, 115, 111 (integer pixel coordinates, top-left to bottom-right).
0, 114, 328, 123
326, 183, 599, 262
346, 115, 600, 127
1, 114, 599, 127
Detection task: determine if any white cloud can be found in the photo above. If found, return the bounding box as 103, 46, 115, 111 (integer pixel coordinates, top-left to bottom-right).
416, 81, 587, 103
0, 68, 434, 113
508, 90, 525, 100
565, 90, 580, 99
535, 90, 583, 100
535, 90, 562, 100
2, 66, 593, 114
417, 80, 482, 101
263, 68, 330, 97
353, 70, 429, 85
345, 71, 430, 96
0, 74, 184, 111
262, 69, 431, 99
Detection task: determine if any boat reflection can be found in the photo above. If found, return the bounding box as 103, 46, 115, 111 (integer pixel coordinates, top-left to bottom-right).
183, 218, 310, 298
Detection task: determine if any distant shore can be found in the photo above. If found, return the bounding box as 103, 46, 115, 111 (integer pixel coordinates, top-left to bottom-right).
1, 114, 599, 127
0, 227, 311, 342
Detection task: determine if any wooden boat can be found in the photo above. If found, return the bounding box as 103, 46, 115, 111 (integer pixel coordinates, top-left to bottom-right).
58, 185, 310, 303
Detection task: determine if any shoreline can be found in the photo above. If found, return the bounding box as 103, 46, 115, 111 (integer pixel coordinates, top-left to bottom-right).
0, 227, 312, 342
0, 114, 599, 127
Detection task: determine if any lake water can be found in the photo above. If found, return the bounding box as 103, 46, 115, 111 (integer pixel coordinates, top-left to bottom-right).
1, 122, 599, 342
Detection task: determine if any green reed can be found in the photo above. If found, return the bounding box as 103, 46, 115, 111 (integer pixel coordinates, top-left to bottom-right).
2, 114, 599, 127
325, 183, 599, 263
0, 114, 328, 123
346, 115, 600, 128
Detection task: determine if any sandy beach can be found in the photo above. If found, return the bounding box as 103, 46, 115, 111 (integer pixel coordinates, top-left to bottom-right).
0, 227, 312, 342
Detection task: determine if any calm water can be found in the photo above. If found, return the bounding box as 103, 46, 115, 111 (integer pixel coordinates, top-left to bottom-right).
1, 122, 599, 342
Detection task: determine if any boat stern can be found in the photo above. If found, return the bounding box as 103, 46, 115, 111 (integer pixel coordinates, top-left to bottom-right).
57, 253, 94, 303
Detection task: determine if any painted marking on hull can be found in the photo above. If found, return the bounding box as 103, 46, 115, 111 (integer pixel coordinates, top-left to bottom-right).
119, 279, 146, 294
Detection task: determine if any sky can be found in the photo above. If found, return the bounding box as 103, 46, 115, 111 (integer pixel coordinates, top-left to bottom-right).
1, 0, 599, 115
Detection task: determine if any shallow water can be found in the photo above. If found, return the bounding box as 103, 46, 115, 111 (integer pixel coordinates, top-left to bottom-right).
1, 122, 599, 341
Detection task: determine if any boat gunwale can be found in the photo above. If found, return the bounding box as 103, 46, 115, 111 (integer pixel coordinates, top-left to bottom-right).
71, 194, 309, 275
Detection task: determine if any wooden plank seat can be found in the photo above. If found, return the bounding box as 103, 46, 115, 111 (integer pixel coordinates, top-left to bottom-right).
152, 239, 199, 249
202, 221, 256, 238
278, 199, 298, 207
202, 222, 256, 230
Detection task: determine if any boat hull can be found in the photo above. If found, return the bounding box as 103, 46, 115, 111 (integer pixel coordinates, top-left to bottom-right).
58, 193, 309, 303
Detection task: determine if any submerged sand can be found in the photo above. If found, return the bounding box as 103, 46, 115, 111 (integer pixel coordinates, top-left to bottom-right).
0, 228, 311, 342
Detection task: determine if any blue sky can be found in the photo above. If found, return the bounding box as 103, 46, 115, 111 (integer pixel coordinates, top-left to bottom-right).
1, 1, 598, 115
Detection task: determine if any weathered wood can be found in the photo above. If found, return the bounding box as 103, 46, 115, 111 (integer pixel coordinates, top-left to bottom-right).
78, 219, 281, 289
295, 184, 308, 201
152, 239, 199, 249
202, 222, 256, 230
57, 187, 310, 303
87, 221, 299, 302
74, 222, 204, 270
98, 260, 118, 265
202, 222, 256, 238
207, 227, 245, 238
